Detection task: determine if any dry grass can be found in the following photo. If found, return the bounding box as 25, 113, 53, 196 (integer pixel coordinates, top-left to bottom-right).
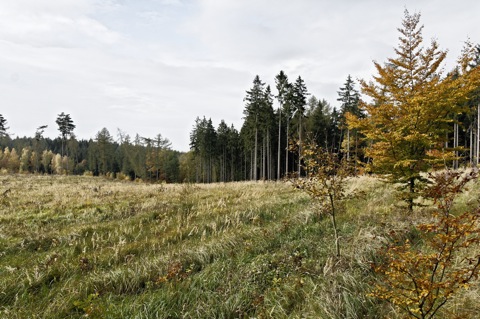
0, 173, 478, 318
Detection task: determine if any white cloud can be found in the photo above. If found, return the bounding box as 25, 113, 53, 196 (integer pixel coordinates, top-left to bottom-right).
0, 0, 121, 48
0, 0, 479, 151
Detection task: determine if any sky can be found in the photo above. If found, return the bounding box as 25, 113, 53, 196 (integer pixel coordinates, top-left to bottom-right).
1, 0, 479, 152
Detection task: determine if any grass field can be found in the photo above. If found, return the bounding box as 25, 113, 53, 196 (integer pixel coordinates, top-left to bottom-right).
0, 174, 479, 318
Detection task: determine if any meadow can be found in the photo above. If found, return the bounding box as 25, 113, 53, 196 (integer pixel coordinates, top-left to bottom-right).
0, 174, 479, 318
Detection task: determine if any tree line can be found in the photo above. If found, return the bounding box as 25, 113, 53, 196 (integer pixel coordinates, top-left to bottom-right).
187, 73, 364, 183
1, 11, 479, 186
187, 11, 480, 187
0, 113, 182, 182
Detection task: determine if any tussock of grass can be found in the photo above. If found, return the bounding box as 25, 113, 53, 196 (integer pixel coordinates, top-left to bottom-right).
0, 174, 479, 318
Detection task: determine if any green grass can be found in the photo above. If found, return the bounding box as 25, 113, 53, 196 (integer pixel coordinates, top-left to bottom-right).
0, 174, 478, 318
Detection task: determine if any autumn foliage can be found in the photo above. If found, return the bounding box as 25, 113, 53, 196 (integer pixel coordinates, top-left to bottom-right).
371, 169, 480, 318
290, 140, 349, 257
347, 10, 480, 210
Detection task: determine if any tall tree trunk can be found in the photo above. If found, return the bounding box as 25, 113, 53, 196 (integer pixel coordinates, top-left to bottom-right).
262, 135, 266, 180
453, 119, 458, 170
408, 177, 415, 212
476, 103, 480, 167
250, 149, 253, 180
277, 107, 281, 180
346, 128, 350, 161
66, 141, 69, 174
285, 120, 289, 176
298, 116, 302, 177
354, 131, 358, 175
254, 125, 258, 181
470, 123, 473, 166
338, 128, 343, 153
196, 156, 200, 183
231, 152, 234, 181
245, 151, 248, 181
268, 131, 272, 180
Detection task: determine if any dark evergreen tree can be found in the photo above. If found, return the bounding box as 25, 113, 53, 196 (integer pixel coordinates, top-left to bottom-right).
162, 150, 180, 182
242, 75, 267, 180
94, 127, 115, 175
306, 97, 332, 149
337, 75, 363, 171
145, 133, 171, 181
190, 117, 217, 182
329, 108, 342, 153
291, 76, 309, 175
56, 112, 75, 173
0, 114, 8, 138
226, 124, 241, 181
260, 85, 276, 180
55, 112, 75, 157
33, 125, 48, 173
338, 75, 361, 119
275, 70, 290, 179
217, 120, 230, 182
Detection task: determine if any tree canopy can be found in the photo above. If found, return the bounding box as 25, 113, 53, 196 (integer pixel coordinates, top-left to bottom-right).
347, 10, 480, 209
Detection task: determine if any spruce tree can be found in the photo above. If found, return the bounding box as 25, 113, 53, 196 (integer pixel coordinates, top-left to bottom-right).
291, 76, 309, 176
242, 75, 267, 180
275, 70, 290, 179
337, 75, 362, 168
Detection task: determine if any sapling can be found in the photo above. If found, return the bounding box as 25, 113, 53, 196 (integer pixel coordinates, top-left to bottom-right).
290, 140, 349, 257
371, 169, 480, 318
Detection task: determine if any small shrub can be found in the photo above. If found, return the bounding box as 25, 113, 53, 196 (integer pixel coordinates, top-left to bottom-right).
290, 141, 349, 257
371, 169, 480, 318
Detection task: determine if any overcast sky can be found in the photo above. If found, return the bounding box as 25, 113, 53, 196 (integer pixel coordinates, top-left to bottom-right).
1, 0, 478, 151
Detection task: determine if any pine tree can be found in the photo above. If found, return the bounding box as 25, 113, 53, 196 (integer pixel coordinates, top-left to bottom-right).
0, 114, 8, 138
56, 112, 75, 173
56, 113, 75, 157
